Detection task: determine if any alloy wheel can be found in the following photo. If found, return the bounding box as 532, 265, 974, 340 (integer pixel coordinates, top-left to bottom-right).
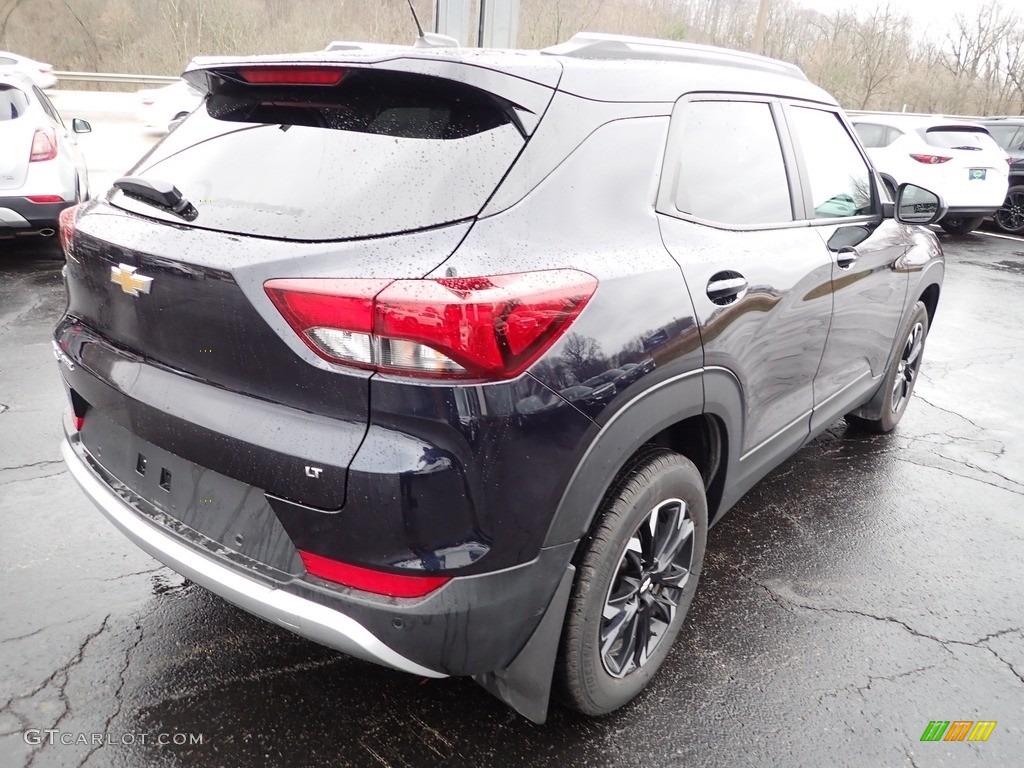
600, 497, 695, 678
995, 189, 1024, 234
891, 321, 924, 413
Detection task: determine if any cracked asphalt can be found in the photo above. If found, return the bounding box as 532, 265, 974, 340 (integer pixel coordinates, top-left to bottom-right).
1, 230, 1022, 768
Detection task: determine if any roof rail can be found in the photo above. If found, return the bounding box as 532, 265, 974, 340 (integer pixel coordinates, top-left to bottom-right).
846, 109, 987, 120
542, 32, 808, 81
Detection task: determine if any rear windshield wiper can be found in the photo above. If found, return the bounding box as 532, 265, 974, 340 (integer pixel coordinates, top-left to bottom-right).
113, 176, 198, 221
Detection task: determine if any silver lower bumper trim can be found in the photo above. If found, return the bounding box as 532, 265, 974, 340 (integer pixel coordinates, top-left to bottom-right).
61, 438, 446, 679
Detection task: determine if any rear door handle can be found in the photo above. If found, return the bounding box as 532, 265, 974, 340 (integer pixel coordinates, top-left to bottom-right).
706, 272, 748, 305
836, 247, 859, 270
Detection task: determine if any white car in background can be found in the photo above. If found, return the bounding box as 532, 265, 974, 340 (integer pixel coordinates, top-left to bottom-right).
0, 73, 90, 244
136, 79, 203, 133
0, 51, 58, 89
850, 114, 1009, 234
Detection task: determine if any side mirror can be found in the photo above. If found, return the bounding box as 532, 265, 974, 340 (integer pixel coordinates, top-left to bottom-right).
895, 184, 946, 225
72, 118, 91, 134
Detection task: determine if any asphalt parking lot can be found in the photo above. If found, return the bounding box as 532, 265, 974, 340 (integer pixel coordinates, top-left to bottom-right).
1, 112, 1023, 767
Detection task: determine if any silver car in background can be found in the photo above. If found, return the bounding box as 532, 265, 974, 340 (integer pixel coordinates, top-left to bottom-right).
0, 72, 90, 243
0, 50, 58, 90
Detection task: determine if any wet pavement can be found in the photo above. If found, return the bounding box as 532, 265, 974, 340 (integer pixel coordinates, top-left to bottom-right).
1, 230, 1022, 767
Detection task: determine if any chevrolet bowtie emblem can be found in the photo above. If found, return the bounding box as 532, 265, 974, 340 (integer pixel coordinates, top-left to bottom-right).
110, 263, 153, 296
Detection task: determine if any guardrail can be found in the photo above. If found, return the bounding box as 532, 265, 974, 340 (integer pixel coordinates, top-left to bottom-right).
54, 71, 179, 86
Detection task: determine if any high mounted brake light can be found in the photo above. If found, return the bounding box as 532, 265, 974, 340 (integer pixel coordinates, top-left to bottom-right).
236, 67, 347, 86
265, 270, 598, 380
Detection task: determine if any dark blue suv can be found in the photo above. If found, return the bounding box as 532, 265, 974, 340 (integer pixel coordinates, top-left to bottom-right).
54, 33, 945, 722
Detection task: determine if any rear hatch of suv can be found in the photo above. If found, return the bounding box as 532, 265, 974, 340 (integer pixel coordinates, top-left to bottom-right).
916, 123, 1009, 207
0, 81, 32, 193
59, 55, 559, 525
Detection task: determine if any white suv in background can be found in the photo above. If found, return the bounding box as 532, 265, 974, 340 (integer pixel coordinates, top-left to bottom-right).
851, 114, 1009, 234
0, 72, 90, 243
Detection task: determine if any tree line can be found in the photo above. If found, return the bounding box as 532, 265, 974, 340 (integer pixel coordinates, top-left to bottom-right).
2, 0, 1022, 115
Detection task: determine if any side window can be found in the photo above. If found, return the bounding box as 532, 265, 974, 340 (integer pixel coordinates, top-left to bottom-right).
789, 107, 873, 219
885, 127, 904, 146
672, 100, 793, 226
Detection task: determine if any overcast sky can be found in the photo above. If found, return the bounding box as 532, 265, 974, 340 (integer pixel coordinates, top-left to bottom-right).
794, 0, 994, 37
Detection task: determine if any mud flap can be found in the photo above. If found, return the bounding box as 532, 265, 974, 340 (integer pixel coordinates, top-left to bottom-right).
472, 564, 575, 724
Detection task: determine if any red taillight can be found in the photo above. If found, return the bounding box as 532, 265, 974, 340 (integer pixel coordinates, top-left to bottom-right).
27, 195, 64, 203
237, 67, 346, 86
265, 270, 598, 380
58, 204, 79, 256
72, 415, 85, 431
299, 551, 450, 597
909, 153, 952, 164
30, 128, 57, 161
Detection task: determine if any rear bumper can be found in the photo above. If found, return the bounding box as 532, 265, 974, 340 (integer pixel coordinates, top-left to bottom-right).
61, 426, 577, 677
944, 206, 1001, 217
61, 434, 444, 678
0, 196, 72, 232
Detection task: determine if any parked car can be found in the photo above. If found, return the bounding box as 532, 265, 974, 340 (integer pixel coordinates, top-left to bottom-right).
0, 50, 58, 89
0, 73, 89, 244
979, 117, 1024, 234
850, 113, 1008, 234
136, 79, 203, 133
54, 33, 944, 723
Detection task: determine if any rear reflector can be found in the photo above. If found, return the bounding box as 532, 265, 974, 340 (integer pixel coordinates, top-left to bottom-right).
909, 153, 952, 164
265, 270, 598, 380
72, 415, 85, 431
299, 551, 450, 597
30, 128, 57, 162
58, 204, 79, 257
237, 67, 346, 86
27, 195, 64, 203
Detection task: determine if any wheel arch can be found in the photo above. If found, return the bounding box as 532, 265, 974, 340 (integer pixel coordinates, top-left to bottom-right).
544, 368, 739, 548
918, 281, 940, 327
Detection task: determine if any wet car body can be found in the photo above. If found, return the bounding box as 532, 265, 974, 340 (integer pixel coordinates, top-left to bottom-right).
55, 34, 944, 722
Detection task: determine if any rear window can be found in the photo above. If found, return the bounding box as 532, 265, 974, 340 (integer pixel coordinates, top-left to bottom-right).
116, 69, 525, 241
922, 126, 999, 151
0, 85, 28, 119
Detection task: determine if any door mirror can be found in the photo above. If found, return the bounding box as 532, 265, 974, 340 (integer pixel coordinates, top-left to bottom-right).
895, 184, 945, 225
72, 118, 91, 134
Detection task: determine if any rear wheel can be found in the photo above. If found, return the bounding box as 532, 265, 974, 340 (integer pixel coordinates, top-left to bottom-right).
994, 186, 1024, 234
846, 301, 929, 433
556, 448, 708, 716
939, 215, 985, 235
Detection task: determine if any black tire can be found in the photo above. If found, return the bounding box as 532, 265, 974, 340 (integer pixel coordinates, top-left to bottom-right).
994, 185, 1024, 234
846, 301, 929, 433
556, 447, 708, 716
939, 215, 985, 235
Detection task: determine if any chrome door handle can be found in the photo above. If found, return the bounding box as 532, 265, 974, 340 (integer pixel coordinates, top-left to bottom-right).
836, 247, 859, 270
706, 273, 748, 305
